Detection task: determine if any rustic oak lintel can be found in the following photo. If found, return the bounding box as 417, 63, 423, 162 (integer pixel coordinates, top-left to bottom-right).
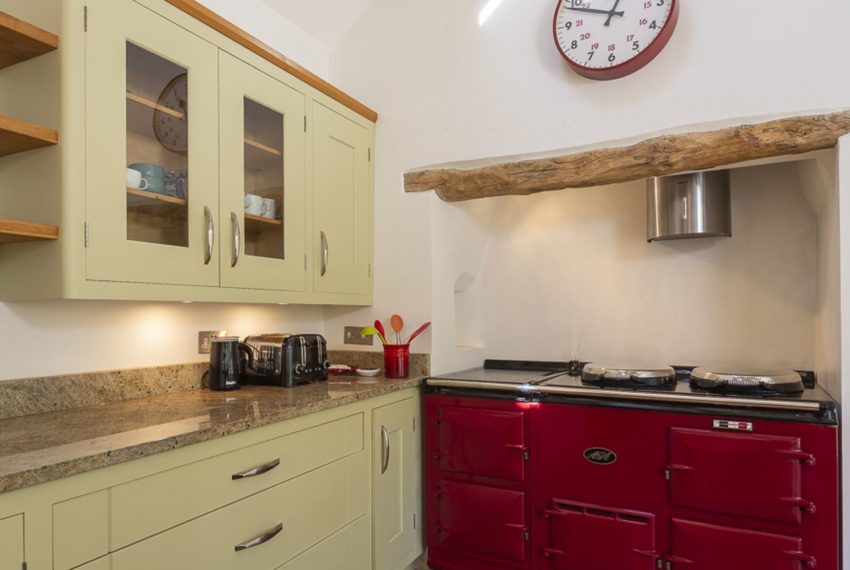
404, 111, 850, 202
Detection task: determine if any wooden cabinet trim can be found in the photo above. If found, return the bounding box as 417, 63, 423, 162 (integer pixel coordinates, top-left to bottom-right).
165, 0, 378, 123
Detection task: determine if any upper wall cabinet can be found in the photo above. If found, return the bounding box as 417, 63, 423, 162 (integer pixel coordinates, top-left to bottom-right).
0, 0, 375, 305
85, 0, 220, 286
313, 102, 373, 296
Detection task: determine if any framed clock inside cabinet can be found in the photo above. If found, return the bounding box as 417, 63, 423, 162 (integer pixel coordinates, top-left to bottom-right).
553, 0, 679, 80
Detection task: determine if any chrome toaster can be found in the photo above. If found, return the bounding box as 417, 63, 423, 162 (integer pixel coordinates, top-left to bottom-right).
241, 333, 329, 387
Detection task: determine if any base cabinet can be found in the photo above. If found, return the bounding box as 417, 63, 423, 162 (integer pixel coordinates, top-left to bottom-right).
373, 397, 421, 570
0, 514, 23, 570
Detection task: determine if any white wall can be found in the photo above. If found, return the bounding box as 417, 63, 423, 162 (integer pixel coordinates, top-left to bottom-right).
198, 0, 330, 78
325, 0, 850, 372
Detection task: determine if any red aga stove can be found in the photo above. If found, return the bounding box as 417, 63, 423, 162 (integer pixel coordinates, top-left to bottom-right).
425, 360, 839, 570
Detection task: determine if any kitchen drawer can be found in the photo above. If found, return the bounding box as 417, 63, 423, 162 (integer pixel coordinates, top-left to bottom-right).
274, 516, 370, 570
431, 401, 528, 481
543, 499, 658, 570
111, 451, 367, 570
670, 519, 815, 569
433, 479, 528, 563
669, 428, 814, 524
111, 412, 364, 549
0, 514, 24, 570
54, 490, 110, 570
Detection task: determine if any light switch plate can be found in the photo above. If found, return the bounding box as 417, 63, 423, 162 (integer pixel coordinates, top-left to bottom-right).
344, 326, 373, 346
198, 330, 227, 354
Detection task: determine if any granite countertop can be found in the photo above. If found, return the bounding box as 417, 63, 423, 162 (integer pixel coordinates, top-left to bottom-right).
0, 376, 423, 495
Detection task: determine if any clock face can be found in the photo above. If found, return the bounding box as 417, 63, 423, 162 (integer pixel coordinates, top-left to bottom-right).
153, 73, 189, 154
553, 0, 679, 80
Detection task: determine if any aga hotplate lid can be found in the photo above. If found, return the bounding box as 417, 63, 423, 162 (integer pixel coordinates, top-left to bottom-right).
582, 361, 677, 387
690, 366, 804, 394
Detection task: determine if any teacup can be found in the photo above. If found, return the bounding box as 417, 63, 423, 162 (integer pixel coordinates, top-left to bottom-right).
129, 163, 165, 194
244, 194, 264, 216
261, 198, 277, 219
126, 168, 149, 190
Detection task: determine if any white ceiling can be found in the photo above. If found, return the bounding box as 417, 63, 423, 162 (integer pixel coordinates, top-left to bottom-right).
260, 0, 374, 47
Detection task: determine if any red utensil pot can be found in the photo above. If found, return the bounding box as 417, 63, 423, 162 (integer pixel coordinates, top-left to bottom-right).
383, 344, 410, 378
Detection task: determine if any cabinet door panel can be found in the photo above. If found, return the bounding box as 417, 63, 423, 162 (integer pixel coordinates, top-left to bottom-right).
670, 519, 814, 570
669, 428, 811, 524
85, 0, 219, 286
373, 398, 418, 570
313, 102, 372, 295
219, 52, 306, 291
0, 514, 23, 570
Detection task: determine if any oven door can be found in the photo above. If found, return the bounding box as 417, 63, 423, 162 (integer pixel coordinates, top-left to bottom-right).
543, 499, 659, 569
668, 428, 816, 524
670, 519, 815, 569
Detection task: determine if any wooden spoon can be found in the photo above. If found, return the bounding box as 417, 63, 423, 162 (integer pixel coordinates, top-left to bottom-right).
390, 314, 404, 344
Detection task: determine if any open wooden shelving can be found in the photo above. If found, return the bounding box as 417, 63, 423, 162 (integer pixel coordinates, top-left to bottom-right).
127, 187, 188, 207
0, 114, 58, 157
0, 218, 58, 244
0, 11, 58, 70
126, 92, 186, 120
244, 138, 281, 157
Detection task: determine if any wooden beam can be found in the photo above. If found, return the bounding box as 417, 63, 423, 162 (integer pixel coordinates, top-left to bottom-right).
165, 0, 378, 123
404, 111, 850, 202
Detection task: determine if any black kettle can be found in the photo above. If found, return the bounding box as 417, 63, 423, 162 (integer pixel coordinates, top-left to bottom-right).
204, 337, 253, 391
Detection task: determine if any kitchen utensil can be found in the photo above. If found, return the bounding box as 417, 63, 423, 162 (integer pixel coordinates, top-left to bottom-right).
241, 333, 329, 387
406, 321, 431, 344
360, 326, 383, 343
390, 314, 404, 344
383, 344, 409, 379
357, 368, 381, 377
205, 337, 252, 391
374, 320, 388, 345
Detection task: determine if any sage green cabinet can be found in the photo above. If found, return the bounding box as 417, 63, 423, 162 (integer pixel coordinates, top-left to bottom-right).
0, 0, 374, 304
373, 397, 420, 570
85, 0, 220, 286
0, 514, 24, 570
313, 101, 373, 296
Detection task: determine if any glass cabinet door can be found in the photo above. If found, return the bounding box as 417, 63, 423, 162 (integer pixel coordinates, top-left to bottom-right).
219, 52, 306, 291
85, 0, 219, 286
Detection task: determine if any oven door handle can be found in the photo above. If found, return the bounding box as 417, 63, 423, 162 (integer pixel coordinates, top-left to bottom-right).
780, 496, 817, 514
775, 448, 817, 465
782, 550, 817, 567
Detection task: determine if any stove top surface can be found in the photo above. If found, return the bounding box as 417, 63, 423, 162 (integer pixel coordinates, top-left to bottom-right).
430, 360, 571, 385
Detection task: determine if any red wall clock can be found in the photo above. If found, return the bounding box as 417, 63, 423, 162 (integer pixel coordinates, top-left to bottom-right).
553, 0, 679, 80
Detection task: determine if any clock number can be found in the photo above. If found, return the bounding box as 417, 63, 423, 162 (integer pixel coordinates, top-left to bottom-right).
608, 52, 616, 62
626, 34, 635, 42
643, 1, 652, 7
632, 41, 640, 51
587, 51, 595, 60
639, 18, 648, 25
564, 21, 572, 30
649, 20, 658, 29
657, 0, 665, 4
575, 19, 584, 27
580, 32, 591, 41
607, 43, 616, 51
591, 42, 599, 50
571, 40, 578, 49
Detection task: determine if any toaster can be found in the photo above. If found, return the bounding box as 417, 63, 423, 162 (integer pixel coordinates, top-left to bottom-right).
241, 333, 329, 387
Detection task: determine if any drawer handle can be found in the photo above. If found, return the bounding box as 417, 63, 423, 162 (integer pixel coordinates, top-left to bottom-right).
235, 522, 284, 552
232, 458, 281, 480
381, 425, 391, 474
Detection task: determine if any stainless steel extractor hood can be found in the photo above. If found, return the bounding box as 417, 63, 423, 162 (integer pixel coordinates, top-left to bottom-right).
647, 170, 732, 242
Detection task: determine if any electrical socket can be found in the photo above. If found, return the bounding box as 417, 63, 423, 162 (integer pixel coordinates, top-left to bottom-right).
198, 330, 227, 354
344, 326, 373, 346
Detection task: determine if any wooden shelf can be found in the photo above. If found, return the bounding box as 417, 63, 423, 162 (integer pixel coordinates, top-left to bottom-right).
245, 213, 282, 233
244, 138, 281, 157
0, 218, 58, 244
0, 115, 58, 157
127, 92, 186, 120
127, 187, 188, 207
0, 11, 59, 70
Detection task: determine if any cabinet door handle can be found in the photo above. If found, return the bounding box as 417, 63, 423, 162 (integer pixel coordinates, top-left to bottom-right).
320, 231, 329, 276
381, 425, 390, 474
234, 522, 284, 552
231, 458, 280, 480
231, 212, 241, 267
203, 206, 214, 265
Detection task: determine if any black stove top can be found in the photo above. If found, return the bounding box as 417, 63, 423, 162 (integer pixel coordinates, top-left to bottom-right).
427, 360, 839, 423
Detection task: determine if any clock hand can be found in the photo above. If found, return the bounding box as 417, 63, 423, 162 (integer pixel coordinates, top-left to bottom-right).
604, 0, 622, 26
566, 6, 625, 17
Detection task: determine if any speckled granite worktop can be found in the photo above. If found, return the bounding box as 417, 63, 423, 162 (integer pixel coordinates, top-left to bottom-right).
0, 351, 429, 495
